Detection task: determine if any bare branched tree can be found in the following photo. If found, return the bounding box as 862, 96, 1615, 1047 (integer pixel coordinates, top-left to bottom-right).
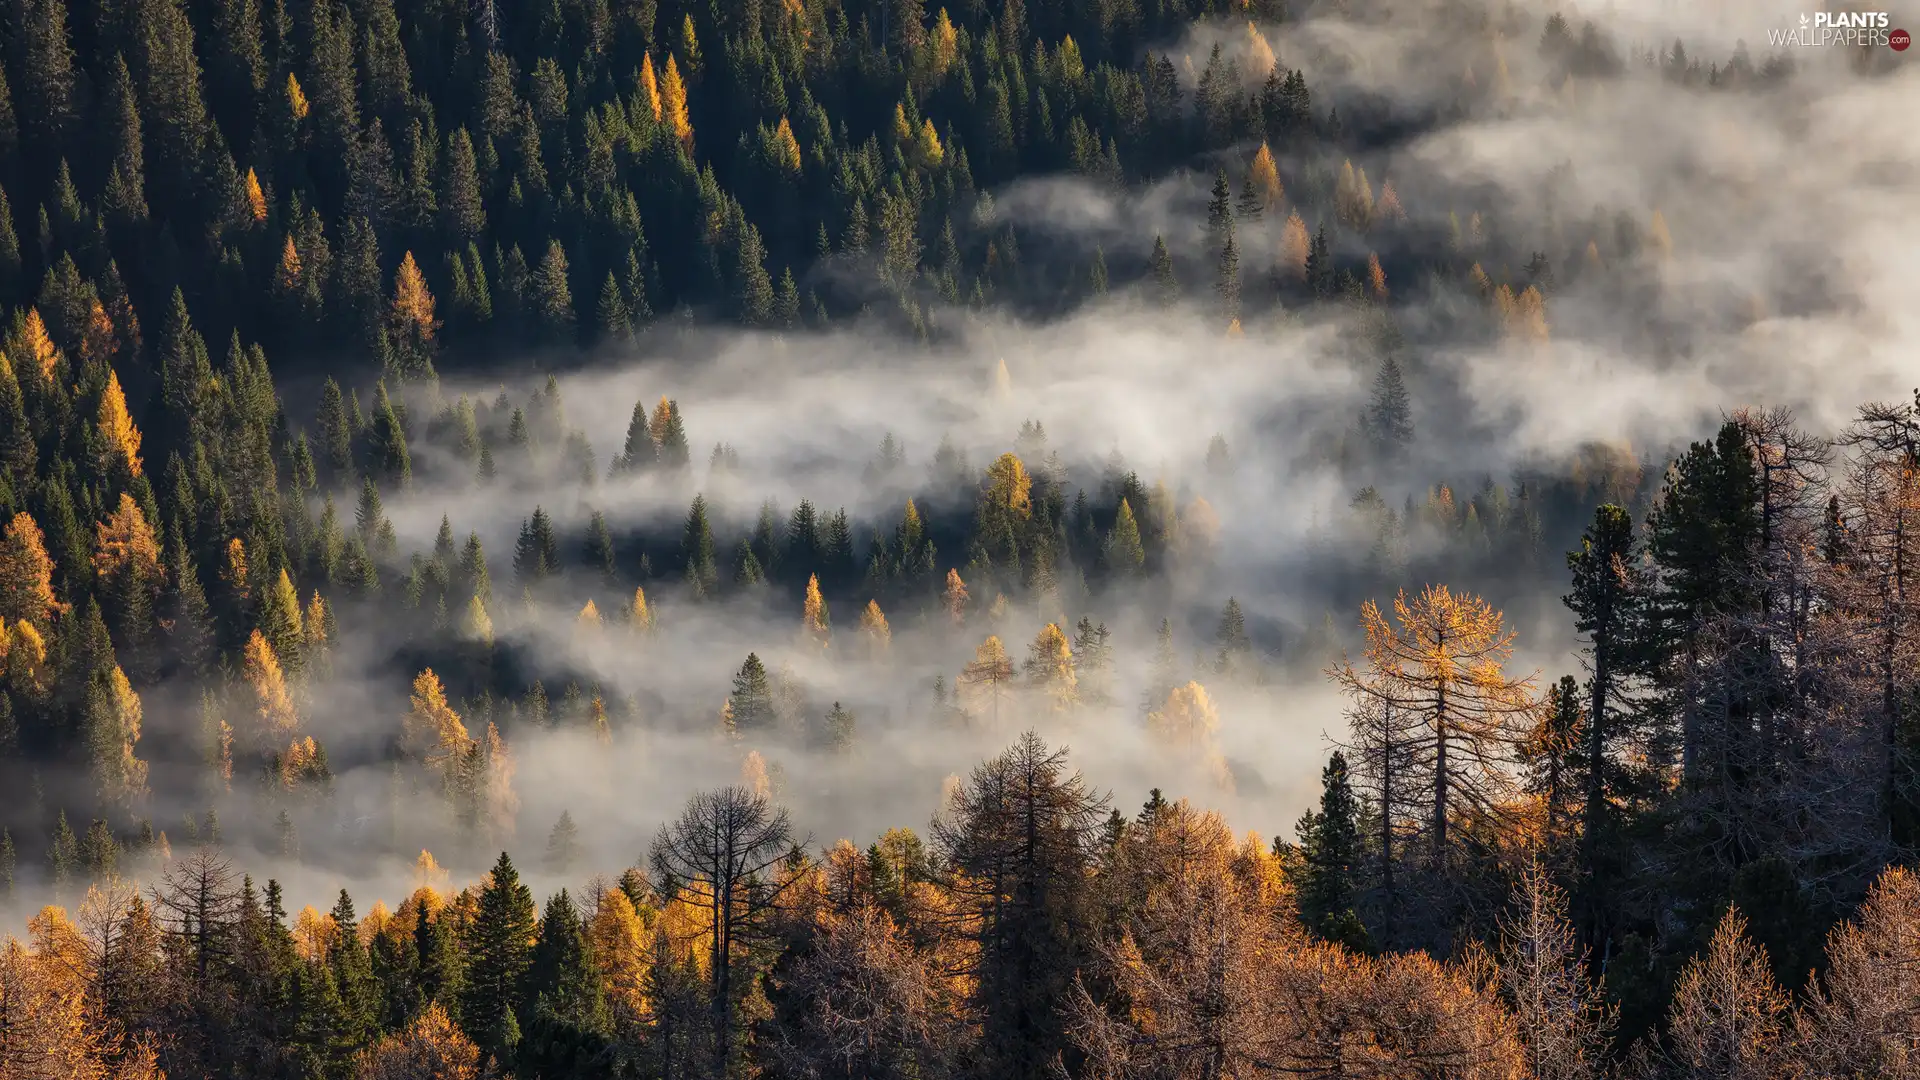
649, 784, 803, 1079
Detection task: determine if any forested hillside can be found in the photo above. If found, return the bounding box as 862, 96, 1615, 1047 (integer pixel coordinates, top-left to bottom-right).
0, 0, 1917, 1070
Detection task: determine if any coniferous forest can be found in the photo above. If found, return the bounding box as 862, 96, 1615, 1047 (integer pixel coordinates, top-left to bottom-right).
0, 0, 1915, 1069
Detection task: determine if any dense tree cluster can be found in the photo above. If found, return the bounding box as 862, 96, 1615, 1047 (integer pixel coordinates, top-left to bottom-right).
0, 0, 1895, 1068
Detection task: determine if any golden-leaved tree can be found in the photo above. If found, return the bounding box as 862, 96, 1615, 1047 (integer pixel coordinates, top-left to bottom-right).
1024, 623, 1076, 713
244, 629, 299, 745
1331, 584, 1538, 869
405, 668, 472, 791
0, 512, 64, 629
94, 372, 143, 481
958, 636, 1015, 726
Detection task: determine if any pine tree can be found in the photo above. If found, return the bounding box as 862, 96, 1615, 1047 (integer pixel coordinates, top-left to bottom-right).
682, 495, 717, 596
729, 652, 774, 729
1365, 355, 1413, 461
545, 810, 580, 873
461, 851, 538, 1055
1149, 235, 1177, 307
533, 239, 576, 341
1293, 752, 1367, 949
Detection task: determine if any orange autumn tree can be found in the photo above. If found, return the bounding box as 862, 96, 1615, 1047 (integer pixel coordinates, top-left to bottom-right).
405, 668, 472, 787
943, 569, 969, 624
857, 599, 891, 659
1024, 623, 1077, 713
0, 512, 65, 629
1280, 211, 1310, 281
1248, 142, 1283, 214
95, 371, 143, 479
243, 167, 268, 222
1331, 584, 1538, 869
244, 629, 299, 741
662, 55, 693, 151
802, 574, 830, 646
640, 53, 663, 123
20, 308, 61, 383
388, 252, 440, 379
958, 635, 1015, 725
92, 493, 164, 645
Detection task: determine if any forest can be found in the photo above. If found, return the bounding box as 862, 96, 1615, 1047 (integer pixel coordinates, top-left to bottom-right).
0, 0, 1915, 1069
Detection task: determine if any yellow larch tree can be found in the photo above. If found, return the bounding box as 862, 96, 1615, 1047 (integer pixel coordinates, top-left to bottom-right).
771, 116, 802, 173
802, 573, 830, 646
1666, 908, 1788, 1075
661, 55, 693, 151
91, 493, 162, 594
405, 669, 472, 782
577, 598, 603, 632
1280, 211, 1310, 281
285, 72, 309, 121
647, 396, 674, 444
1148, 682, 1232, 792
929, 8, 959, 78
1367, 252, 1388, 300
95, 371, 143, 479
462, 594, 492, 645
917, 118, 943, 167
413, 849, 450, 895
742, 749, 771, 798
857, 599, 890, 659
1149, 681, 1220, 754
0, 512, 65, 629
1248, 143, 1283, 214
640, 53, 662, 122
245, 630, 299, 739
78, 297, 116, 370
1330, 584, 1538, 868
1469, 262, 1493, 297
627, 585, 653, 636
294, 904, 336, 962
389, 251, 440, 348
279, 734, 326, 790
5, 618, 49, 698
305, 591, 331, 651
958, 635, 1016, 726
1501, 285, 1549, 345
87, 664, 148, 810
983, 452, 1033, 522
1245, 22, 1276, 74
1377, 179, 1406, 222
275, 236, 303, 297
943, 568, 969, 624
588, 886, 652, 1027
220, 537, 250, 605
1225, 318, 1243, 339
1025, 622, 1077, 713
354, 1001, 482, 1080
21, 308, 60, 383
243, 168, 268, 223
0, 931, 106, 1077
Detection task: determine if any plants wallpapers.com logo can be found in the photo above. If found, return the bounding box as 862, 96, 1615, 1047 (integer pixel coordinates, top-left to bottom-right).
1766, 10, 1909, 47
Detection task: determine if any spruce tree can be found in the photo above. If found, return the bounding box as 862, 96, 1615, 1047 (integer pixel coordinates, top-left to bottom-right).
682, 494, 716, 596
1294, 752, 1368, 950
460, 851, 537, 1055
